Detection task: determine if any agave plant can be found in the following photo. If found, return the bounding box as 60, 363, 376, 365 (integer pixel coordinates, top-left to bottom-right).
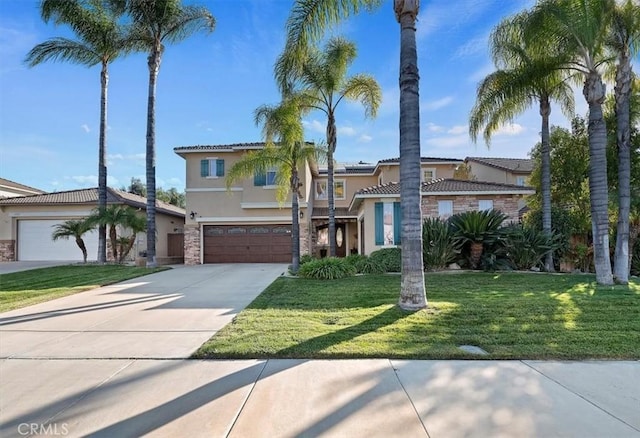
422, 217, 459, 270
449, 210, 508, 269
501, 223, 561, 270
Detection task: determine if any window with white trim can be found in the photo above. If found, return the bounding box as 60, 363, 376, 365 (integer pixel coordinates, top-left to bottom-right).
200, 158, 224, 178
315, 180, 345, 200
422, 168, 436, 182
438, 200, 453, 218
375, 201, 401, 246
516, 176, 526, 186
254, 168, 278, 187
478, 200, 493, 211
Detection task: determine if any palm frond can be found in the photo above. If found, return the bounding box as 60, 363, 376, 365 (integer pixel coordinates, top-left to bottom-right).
25, 37, 100, 67
339, 73, 381, 118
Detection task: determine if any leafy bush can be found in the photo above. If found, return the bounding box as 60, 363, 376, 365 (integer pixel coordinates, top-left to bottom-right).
502, 224, 561, 270
298, 257, 356, 280
300, 254, 315, 266
523, 206, 584, 264
369, 248, 402, 272
422, 217, 458, 270
344, 254, 385, 274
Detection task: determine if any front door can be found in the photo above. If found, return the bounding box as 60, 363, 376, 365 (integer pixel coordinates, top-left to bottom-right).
335, 223, 346, 257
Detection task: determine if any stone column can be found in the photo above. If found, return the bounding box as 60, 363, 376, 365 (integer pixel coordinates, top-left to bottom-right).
184, 224, 201, 265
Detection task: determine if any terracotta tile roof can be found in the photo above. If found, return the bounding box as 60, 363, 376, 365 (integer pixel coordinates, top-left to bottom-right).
377, 157, 463, 164
0, 187, 185, 217
466, 157, 534, 173
311, 207, 358, 218
0, 178, 46, 195
355, 179, 535, 196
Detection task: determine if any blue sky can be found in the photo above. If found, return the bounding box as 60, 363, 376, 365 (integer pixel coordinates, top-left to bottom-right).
0, 0, 614, 193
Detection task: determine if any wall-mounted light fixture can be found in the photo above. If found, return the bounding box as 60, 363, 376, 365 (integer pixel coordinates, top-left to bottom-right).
299, 211, 304, 219
189, 211, 197, 220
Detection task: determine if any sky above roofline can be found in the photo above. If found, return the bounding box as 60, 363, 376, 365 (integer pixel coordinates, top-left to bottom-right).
1, 0, 635, 193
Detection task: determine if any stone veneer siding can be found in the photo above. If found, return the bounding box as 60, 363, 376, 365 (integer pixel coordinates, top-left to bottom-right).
299, 221, 310, 255
421, 194, 522, 222
0, 240, 15, 262
184, 225, 201, 265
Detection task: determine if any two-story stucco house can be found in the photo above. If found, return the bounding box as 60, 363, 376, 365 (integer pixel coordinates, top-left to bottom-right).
175, 143, 535, 265
465, 157, 534, 186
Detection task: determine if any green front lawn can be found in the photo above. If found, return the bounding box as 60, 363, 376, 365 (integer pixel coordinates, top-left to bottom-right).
0, 265, 169, 312
195, 272, 640, 360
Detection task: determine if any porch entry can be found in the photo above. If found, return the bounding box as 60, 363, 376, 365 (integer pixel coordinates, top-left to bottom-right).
316, 223, 347, 257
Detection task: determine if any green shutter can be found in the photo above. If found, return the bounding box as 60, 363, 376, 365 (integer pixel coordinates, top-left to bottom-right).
254, 172, 266, 186
375, 202, 383, 245
216, 159, 225, 176
393, 202, 401, 245
200, 159, 209, 177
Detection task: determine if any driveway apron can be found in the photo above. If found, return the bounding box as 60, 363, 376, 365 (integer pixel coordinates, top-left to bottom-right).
0, 264, 286, 359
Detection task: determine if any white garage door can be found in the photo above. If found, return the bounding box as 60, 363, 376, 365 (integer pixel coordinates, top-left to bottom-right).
18, 220, 99, 261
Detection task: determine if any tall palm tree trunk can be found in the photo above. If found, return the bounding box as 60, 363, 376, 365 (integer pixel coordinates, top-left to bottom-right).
327, 112, 337, 257
584, 73, 613, 285
613, 54, 632, 284
540, 95, 554, 272
145, 45, 161, 268
396, 0, 426, 310
97, 61, 109, 264
109, 224, 118, 260
291, 168, 301, 273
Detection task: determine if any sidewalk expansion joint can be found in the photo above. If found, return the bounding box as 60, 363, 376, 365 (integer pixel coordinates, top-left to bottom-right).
225, 359, 269, 437
389, 359, 431, 438
521, 360, 640, 433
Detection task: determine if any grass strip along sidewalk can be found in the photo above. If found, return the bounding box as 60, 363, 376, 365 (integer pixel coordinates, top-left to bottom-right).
195, 272, 639, 360
0, 265, 168, 312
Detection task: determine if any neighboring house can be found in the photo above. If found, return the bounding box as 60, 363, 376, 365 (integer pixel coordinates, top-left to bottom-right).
465, 157, 534, 186
0, 187, 185, 263
0, 178, 46, 198
175, 142, 535, 263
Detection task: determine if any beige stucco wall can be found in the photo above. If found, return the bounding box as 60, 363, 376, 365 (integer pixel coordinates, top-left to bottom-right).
376, 163, 458, 185
357, 196, 401, 256
468, 163, 529, 186
311, 175, 378, 210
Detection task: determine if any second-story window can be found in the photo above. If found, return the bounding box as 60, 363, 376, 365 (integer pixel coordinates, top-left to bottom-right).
422, 168, 436, 182
315, 180, 345, 200
201, 158, 224, 178
516, 176, 526, 186
254, 168, 278, 187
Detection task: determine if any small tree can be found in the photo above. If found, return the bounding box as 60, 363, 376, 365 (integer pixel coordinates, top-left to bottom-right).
52, 219, 94, 263
89, 205, 146, 262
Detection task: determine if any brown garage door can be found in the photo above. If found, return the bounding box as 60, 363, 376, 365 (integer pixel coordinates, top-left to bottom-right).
203, 224, 292, 263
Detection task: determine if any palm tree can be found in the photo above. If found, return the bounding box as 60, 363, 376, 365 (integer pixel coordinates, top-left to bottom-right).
89, 204, 141, 261
52, 219, 94, 263
607, 0, 640, 284
279, 0, 426, 310
25, 0, 130, 265
526, 0, 616, 285
116, 210, 147, 263
470, 11, 575, 272
276, 36, 380, 258
127, 0, 215, 267
226, 98, 323, 274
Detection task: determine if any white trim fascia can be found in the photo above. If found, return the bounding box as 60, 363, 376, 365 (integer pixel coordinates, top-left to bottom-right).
186, 187, 243, 192
421, 190, 535, 196
9, 211, 94, 218
175, 148, 234, 154
197, 216, 292, 223
241, 202, 308, 209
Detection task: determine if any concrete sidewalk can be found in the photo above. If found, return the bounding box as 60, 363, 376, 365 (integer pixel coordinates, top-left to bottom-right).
0, 359, 637, 437
1, 264, 638, 437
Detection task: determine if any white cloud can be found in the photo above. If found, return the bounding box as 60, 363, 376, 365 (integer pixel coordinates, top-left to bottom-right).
468, 62, 495, 83
426, 122, 445, 133
67, 175, 118, 187
454, 35, 488, 58
338, 126, 356, 136
302, 119, 325, 134
81, 124, 90, 133
357, 134, 372, 143
494, 123, 525, 136
424, 135, 470, 148
106, 153, 145, 166
447, 125, 468, 135
423, 96, 454, 111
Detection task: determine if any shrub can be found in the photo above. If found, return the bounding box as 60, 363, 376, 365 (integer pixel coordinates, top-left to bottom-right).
502, 224, 561, 270
344, 254, 385, 274
300, 254, 315, 266
344, 254, 367, 267
449, 210, 508, 269
369, 248, 401, 272
422, 217, 458, 270
298, 257, 356, 280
